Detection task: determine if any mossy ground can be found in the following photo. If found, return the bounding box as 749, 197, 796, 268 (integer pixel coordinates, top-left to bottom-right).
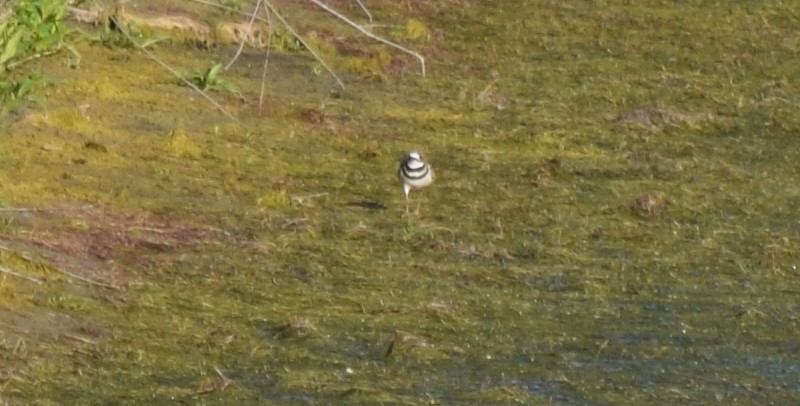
1, 1, 799, 404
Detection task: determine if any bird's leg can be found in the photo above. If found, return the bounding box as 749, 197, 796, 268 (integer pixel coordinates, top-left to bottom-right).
415, 197, 421, 215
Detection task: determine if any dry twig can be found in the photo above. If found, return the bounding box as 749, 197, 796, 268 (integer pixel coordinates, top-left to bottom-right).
224, 0, 263, 70
196, 367, 235, 394
190, 0, 345, 89
308, 0, 426, 77
355, 0, 373, 23
52, 267, 121, 290
109, 16, 248, 129
0, 204, 94, 212
258, 1, 274, 116
0, 264, 43, 284
263, 1, 345, 88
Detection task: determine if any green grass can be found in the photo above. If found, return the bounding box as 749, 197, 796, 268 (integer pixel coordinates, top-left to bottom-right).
0, 0, 799, 404
0, 0, 77, 114
184, 62, 239, 93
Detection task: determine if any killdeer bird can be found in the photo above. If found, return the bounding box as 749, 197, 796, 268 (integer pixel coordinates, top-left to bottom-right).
398, 150, 434, 215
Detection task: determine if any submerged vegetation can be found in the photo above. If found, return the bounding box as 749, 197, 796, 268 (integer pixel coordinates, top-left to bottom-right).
0, 0, 799, 404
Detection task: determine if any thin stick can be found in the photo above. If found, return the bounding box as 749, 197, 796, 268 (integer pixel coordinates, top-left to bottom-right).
224, 0, 263, 70
355, 0, 373, 23
0, 240, 119, 289
109, 16, 248, 130
263, 1, 345, 89
61, 334, 97, 345
0, 204, 93, 212
258, 2, 274, 116
53, 267, 121, 290
308, 0, 426, 77
0, 265, 43, 284
214, 366, 233, 387
195, 366, 234, 394
290, 192, 329, 204
189, 0, 345, 89
213, 366, 234, 391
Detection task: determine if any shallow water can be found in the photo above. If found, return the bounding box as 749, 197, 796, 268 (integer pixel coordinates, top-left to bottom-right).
1, 0, 799, 404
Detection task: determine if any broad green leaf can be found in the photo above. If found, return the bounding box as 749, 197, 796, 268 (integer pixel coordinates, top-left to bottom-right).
0, 30, 23, 66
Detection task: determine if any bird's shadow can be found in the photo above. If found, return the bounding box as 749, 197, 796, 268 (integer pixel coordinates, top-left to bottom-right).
346, 200, 387, 210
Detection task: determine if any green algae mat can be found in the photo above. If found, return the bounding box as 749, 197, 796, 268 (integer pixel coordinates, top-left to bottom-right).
1, 1, 799, 404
